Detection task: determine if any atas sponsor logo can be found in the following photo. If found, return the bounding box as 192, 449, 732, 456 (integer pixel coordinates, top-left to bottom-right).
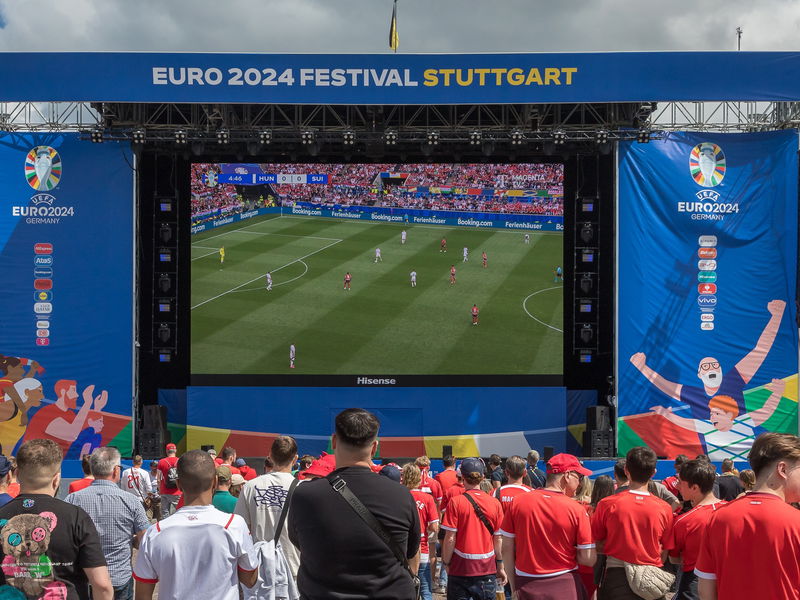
34, 243, 53, 254
34, 267, 53, 278
701, 322, 715, 331
698, 247, 717, 259
698, 283, 717, 294
698, 272, 717, 283
34, 279, 52, 290
701, 313, 715, 322
698, 235, 718, 247
34, 256, 53, 266
25, 146, 62, 191
698, 259, 717, 271
690, 142, 726, 187
34, 291, 52, 302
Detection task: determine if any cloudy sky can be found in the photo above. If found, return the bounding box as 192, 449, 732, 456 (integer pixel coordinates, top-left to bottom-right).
0, 0, 797, 53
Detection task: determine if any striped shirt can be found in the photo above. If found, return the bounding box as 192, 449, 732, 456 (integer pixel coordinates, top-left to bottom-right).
66, 480, 150, 587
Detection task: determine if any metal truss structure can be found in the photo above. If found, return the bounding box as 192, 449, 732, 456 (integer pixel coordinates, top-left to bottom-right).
1, 101, 798, 143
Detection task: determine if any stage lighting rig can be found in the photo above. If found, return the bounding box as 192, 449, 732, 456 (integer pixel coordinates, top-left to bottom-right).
510, 129, 525, 145
469, 130, 482, 145
132, 129, 146, 144
259, 129, 272, 144
553, 129, 566, 145
596, 130, 609, 145
301, 130, 316, 145
216, 128, 230, 144
90, 128, 104, 143
580, 323, 594, 344
580, 222, 595, 244
174, 130, 188, 145
426, 131, 440, 145
384, 130, 398, 145
637, 128, 651, 143
343, 130, 356, 145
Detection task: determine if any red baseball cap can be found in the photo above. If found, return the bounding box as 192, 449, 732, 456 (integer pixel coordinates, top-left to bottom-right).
546, 453, 592, 476
165, 443, 177, 451
299, 453, 336, 479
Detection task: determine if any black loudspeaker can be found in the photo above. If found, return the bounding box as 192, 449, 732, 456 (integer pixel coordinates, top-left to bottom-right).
586, 406, 611, 431
543, 446, 555, 462
583, 430, 612, 457
143, 405, 168, 430
442, 445, 453, 458
201, 445, 216, 453
139, 429, 166, 459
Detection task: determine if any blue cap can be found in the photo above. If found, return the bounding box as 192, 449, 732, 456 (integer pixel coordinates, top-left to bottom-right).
0, 456, 11, 477
235, 458, 247, 468
379, 465, 401, 482
460, 457, 485, 477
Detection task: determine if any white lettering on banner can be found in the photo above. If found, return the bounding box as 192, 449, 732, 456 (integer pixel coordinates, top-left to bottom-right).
504, 221, 544, 230
331, 211, 362, 219
412, 216, 446, 224
240, 210, 258, 219
370, 213, 403, 222
356, 377, 397, 385
152, 67, 224, 86
213, 217, 234, 227
291, 207, 323, 216
457, 218, 493, 227
191, 224, 207, 234
154, 67, 419, 88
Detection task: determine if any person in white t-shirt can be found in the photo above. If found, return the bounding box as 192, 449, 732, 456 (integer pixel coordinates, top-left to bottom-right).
265, 272, 273, 292
235, 435, 301, 579
401, 230, 407, 245
133, 450, 258, 600
375, 248, 383, 263
462, 247, 468, 262
410, 271, 417, 287
289, 344, 296, 369
120, 454, 152, 504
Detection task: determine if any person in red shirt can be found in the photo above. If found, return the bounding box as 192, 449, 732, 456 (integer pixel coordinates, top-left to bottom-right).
415, 456, 443, 507
592, 446, 674, 600
441, 457, 506, 600
435, 455, 459, 494
157, 443, 182, 517
450, 265, 456, 286
664, 459, 723, 600
662, 454, 688, 501
218, 446, 241, 475
493, 456, 531, 507
695, 432, 800, 600
343, 272, 352, 291
481, 251, 487, 268
500, 453, 595, 600
403, 463, 440, 600
234, 458, 257, 481
68, 454, 94, 493
471, 304, 479, 326
440, 238, 447, 253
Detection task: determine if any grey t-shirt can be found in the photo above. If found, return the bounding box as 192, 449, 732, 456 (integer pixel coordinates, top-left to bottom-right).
616, 481, 679, 506
234, 471, 300, 577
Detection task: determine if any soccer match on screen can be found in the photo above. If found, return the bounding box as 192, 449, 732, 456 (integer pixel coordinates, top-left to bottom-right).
190, 162, 564, 375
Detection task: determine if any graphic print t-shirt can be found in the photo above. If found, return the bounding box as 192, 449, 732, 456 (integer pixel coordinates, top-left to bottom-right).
0, 494, 106, 599
679, 367, 746, 420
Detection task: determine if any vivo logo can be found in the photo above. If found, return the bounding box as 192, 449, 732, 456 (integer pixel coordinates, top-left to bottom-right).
697, 295, 717, 307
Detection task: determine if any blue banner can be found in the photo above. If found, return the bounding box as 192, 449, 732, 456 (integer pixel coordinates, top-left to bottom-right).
0, 133, 134, 456
1, 52, 800, 103
190, 205, 563, 235
617, 131, 799, 460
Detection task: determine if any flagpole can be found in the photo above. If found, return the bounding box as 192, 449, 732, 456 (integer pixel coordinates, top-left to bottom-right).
390, 0, 399, 54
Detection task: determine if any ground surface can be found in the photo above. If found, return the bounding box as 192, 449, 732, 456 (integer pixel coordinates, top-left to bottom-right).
191, 214, 563, 375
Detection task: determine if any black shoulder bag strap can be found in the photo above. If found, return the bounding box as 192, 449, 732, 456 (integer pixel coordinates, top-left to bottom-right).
273, 477, 300, 542
327, 474, 420, 592
463, 491, 496, 537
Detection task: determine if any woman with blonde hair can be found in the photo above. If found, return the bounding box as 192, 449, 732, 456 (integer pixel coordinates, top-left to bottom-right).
402, 463, 439, 600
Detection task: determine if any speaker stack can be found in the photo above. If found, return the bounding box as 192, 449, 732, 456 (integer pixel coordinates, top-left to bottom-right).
139, 405, 170, 459
583, 406, 613, 457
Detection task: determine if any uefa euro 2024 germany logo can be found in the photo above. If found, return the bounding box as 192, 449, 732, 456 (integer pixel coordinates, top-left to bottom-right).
689, 142, 726, 188
24, 146, 62, 191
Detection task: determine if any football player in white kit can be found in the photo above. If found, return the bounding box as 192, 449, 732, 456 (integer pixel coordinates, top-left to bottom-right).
410, 270, 417, 287
289, 344, 296, 369
265, 271, 273, 291
462, 247, 469, 262
524, 233, 530, 244
375, 248, 383, 263
401, 230, 407, 244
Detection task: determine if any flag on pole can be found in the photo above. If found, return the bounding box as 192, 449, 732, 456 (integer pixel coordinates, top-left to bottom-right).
389, 0, 399, 52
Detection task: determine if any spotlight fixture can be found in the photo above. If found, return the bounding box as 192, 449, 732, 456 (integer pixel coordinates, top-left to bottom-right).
259, 129, 272, 145
426, 131, 440, 146
637, 128, 651, 144
343, 130, 356, 145
469, 130, 482, 145
580, 323, 595, 345
175, 130, 188, 145
596, 130, 609, 145
384, 130, 398, 145
90, 128, 104, 143
301, 130, 315, 145
510, 129, 525, 145
580, 222, 595, 244
216, 128, 230, 145
580, 275, 594, 295
553, 129, 566, 145
131, 129, 145, 144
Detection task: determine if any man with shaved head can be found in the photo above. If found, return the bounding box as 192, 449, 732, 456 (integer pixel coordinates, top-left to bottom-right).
134, 450, 258, 600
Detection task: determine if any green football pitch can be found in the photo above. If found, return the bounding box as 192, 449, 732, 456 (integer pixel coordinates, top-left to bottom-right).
191, 214, 563, 375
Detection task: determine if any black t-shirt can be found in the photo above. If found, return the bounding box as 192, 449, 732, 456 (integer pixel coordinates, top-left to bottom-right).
0, 494, 106, 600
526, 466, 546, 489
716, 474, 745, 501
490, 466, 505, 486
288, 466, 420, 600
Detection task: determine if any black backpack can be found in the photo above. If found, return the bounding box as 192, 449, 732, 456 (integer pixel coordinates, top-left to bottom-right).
164, 463, 179, 490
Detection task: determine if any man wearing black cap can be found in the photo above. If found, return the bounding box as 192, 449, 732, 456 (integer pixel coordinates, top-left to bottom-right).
0, 456, 13, 507
440, 457, 506, 600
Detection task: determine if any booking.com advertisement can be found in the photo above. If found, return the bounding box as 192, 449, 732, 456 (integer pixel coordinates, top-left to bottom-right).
617, 130, 799, 460
0, 133, 134, 456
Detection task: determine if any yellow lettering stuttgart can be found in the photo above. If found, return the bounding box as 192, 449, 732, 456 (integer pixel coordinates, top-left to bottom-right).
423, 67, 577, 87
